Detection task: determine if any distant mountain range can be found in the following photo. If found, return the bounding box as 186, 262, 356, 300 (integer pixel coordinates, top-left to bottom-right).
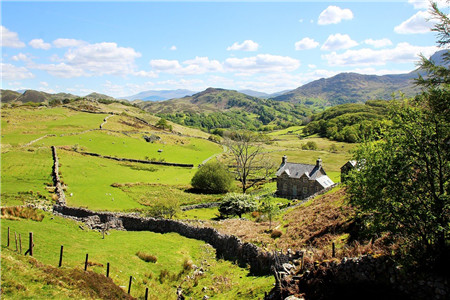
124, 89, 197, 101
3, 50, 446, 108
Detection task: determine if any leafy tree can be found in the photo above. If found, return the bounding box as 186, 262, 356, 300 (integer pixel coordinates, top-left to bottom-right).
218, 193, 257, 218
191, 160, 234, 194
155, 118, 172, 131
346, 2, 449, 270
258, 197, 280, 230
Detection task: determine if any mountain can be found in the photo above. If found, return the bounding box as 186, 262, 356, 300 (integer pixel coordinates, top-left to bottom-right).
1, 90, 22, 103
138, 87, 311, 130
238, 89, 291, 99
124, 89, 197, 101
273, 72, 420, 105
84, 92, 116, 101
273, 50, 449, 105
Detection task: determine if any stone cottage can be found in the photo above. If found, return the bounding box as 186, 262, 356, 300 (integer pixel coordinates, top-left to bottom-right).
340, 160, 357, 182
276, 156, 334, 199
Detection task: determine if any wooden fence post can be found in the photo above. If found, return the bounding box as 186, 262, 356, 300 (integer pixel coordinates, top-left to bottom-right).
145, 287, 148, 300
300, 251, 304, 272
14, 232, 18, 251
59, 246, 64, 267
84, 254, 89, 271
19, 234, 22, 254
128, 276, 132, 294
24, 232, 33, 256
7, 227, 10, 247
106, 262, 110, 278
332, 242, 336, 258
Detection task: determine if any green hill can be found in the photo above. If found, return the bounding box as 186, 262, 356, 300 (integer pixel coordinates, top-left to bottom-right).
302, 100, 390, 143
139, 87, 312, 131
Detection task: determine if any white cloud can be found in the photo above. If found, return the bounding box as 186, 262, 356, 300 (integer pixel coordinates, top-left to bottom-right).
224, 54, 300, 74
150, 57, 222, 75
308, 64, 317, 69
364, 38, 393, 48
318, 6, 354, 25
132, 70, 158, 78
29, 39, 52, 50
170, 45, 177, 51
322, 42, 438, 66
295, 37, 319, 50
32, 63, 86, 78
394, 10, 435, 34
40, 81, 49, 87
12, 53, 30, 62
227, 40, 259, 51
33, 42, 142, 77
408, 0, 449, 9
321, 34, 358, 51
150, 59, 182, 71
1, 63, 34, 80
53, 38, 87, 48
1, 26, 25, 48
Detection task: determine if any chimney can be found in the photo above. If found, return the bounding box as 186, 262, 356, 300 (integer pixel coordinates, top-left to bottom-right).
282, 155, 287, 165
316, 158, 322, 168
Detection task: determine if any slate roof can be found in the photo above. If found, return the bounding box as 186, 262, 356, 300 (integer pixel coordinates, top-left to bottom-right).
276, 161, 334, 188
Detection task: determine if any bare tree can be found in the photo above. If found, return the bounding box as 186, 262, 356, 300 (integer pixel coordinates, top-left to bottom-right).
224, 131, 269, 193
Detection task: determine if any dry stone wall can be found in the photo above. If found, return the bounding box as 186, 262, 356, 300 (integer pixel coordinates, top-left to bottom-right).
51, 146, 66, 205
52, 204, 278, 275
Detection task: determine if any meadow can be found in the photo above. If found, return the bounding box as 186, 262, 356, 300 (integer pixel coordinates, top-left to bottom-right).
1, 213, 272, 299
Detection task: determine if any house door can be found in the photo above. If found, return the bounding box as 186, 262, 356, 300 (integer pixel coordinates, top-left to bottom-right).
292, 186, 297, 197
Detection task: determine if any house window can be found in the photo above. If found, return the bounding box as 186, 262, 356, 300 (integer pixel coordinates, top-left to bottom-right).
283, 183, 288, 193
316, 186, 320, 192
303, 187, 308, 194
302, 177, 307, 183
293, 186, 297, 196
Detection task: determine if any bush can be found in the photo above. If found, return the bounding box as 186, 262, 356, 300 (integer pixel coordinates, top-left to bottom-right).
136, 251, 157, 263
302, 141, 318, 150
191, 161, 234, 194
219, 193, 257, 218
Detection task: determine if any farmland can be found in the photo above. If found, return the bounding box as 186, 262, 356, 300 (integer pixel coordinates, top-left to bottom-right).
1, 101, 355, 298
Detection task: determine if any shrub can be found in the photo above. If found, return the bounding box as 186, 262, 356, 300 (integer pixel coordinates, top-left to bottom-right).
182, 258, 194, 271
302, 141, 318, 150
191, 161, 234, 194
136, 251, 157, 263
219, 193, 257, 218
1, 206, 45, 221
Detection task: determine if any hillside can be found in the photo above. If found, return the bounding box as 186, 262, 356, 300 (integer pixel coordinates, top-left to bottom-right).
1, 89, 79, 104
273, 72, 420, 105
0, 90, 22, 103
303, 100, 390, 143
125, 89, 197, 101
138, 87, 311, 131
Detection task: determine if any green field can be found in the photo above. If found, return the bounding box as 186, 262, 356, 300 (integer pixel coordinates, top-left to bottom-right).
1, 214, 272, 299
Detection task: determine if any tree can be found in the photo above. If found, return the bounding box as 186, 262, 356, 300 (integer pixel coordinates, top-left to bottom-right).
258, 197, 280, 230
218, 193, 257, 218
145, 199, 180, 219
224, 131, 266, 193
155, 118, 172, 131
346, 2, 449, 270
191, 160, 234, 194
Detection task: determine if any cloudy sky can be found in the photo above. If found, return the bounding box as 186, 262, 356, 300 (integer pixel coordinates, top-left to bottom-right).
1, 0, 446, 97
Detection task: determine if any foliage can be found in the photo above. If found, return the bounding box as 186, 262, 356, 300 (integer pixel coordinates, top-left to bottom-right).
219, 193, 257, 218
258, 197, 280, 230
347, 3, 450, 270
191, 160, 234, 194
303, 101, 389, 143
301, 141, 318, 150
1, 206, 45, 221
144, 198, 180, 219
155, 118, 172, 131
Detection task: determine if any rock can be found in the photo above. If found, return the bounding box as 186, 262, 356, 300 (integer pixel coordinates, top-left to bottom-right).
284, 295, 304, 300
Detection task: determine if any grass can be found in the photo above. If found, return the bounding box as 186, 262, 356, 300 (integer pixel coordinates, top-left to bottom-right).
57, 149, 197, 211
1, 213, 272, 299
178, 207, 220, 220
1, 148, 54, 206
39, 130, 222, 165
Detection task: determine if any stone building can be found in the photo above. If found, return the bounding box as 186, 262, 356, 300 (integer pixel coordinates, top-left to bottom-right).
276, 156, 334, 199
340, 160, 357, 182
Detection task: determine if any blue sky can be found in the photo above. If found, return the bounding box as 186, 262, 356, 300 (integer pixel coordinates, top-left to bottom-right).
1, 0, 446, 97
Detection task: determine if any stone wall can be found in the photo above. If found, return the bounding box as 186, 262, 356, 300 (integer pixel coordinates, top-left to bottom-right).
72, 150, 194, 168
267, 255, 448, 300
51, 146, 66, 205
181, 202, 221, 211
53, 204, 279, 275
